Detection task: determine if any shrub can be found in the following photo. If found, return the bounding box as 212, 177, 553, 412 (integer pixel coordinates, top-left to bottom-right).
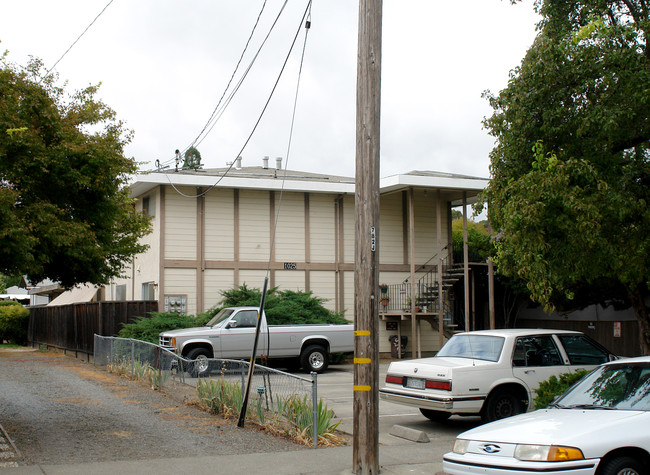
118, 312, 203, 343
118, 285, 347, 344
218, 284, 348, 325
0, 301, 29, 345
534, 370, 590, 409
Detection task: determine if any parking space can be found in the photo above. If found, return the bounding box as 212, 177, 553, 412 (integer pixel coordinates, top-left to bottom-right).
310, 362, 482, 446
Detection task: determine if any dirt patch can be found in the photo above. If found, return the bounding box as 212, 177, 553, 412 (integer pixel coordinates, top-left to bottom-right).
0, 349, 304, 466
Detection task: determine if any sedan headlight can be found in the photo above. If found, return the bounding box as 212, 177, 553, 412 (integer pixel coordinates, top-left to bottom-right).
452, 439, 470, 454
514, 444, 584, 462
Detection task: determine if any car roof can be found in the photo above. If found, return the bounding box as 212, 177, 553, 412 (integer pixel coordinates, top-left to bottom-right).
604, 355, 650, 365
453, 328, 583, 337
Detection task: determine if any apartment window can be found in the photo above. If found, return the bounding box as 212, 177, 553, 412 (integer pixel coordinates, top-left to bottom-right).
142, 195, 155, 217
142, 282, 156, 300
115, 284, 126, 301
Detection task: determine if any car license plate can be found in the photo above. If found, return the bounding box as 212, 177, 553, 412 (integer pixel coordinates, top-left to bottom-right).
406, 377, 426, 389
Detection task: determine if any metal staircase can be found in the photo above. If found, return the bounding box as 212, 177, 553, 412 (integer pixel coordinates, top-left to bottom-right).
380, 258, 467, 335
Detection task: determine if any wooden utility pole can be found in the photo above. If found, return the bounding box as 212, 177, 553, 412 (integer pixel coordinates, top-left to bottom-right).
353, 0, 382, 473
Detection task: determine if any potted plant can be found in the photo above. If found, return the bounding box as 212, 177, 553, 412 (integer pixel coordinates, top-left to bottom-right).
380, 295, 390, 307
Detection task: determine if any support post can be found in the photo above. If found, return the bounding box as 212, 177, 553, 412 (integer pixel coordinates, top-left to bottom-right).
312, 371, 318, 449
488, 221, 496, 329
463, 192, 470, 331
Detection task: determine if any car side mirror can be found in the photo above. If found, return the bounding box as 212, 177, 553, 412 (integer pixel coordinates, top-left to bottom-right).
226, 321, 237, 329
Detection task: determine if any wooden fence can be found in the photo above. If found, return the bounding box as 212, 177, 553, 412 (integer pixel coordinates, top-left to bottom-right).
29, 301, 158, 357
518, 318, 642, 358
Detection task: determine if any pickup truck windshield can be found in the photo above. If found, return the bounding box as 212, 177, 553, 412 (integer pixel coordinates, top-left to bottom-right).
437, 335, 505, 362
206, 308, 235, 327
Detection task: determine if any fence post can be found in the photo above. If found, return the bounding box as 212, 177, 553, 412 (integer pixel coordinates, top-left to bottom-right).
131, 340, 135, 379
240, 364, 246, 389
312, 371, 318, 449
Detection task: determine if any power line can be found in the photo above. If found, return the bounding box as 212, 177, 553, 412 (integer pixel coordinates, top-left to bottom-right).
188, 0, 274, 150
267, 1, 312, 276
162, 1, 314, 200
156, 0, 290, 169
191, 0, 289, 150
43, 0, 116, 81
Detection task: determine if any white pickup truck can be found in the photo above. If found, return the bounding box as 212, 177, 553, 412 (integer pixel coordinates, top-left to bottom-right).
158, 306, 354, 375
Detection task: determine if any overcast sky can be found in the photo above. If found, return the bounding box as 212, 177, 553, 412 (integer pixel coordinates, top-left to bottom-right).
1, 1, 540, 179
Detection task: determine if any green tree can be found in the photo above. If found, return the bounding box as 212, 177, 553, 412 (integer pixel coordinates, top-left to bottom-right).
482, 1, 650, 352
451, 217, 492, 262
0, 55, 151, 288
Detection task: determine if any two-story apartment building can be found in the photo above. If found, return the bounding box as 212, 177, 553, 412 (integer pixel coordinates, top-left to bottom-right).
108, 158, 487, 356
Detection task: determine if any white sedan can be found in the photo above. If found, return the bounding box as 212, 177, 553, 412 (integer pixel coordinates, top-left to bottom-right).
443, 356, 650, 475
379, 329, 616, 423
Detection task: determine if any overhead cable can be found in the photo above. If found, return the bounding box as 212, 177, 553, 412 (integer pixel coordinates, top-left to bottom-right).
43, 0, 116, 81
163, 0, 313, 199
267, 1, 312, 276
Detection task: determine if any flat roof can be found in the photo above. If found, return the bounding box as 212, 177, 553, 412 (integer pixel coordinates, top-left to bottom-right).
129, 166, 488, 203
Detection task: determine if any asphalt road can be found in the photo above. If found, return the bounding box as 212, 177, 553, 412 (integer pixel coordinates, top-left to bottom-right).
305, 362, 482, 447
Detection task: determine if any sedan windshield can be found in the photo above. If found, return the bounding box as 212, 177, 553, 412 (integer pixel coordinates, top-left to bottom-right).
206, 308, 235, 327
437, 335, 505, 362
556, 363, 650, 411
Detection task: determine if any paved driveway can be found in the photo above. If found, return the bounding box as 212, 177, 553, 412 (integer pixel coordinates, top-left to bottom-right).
304, 361, 483, 464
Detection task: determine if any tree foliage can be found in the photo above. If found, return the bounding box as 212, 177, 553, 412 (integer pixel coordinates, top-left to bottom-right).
483, 1, 650, 352
220, 284, 348, 325
0, 300, 29, 345
0, 55, 151, 288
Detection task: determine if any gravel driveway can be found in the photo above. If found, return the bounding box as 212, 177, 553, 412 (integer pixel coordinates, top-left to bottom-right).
0, 348, 304, 467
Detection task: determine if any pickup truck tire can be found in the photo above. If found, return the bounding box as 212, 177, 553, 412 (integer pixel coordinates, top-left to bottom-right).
300, 345, 329, 373
419, 409, 451, 423
481, 389, 524, 423
186, 348, 212, 378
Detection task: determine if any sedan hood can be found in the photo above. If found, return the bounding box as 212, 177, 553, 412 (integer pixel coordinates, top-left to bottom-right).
459, 408, 648, 447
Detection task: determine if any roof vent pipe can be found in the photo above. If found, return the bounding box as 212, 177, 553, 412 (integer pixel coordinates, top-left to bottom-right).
263, 156, 269, 169
276, 157, 282, 170
235, 156, 242, 170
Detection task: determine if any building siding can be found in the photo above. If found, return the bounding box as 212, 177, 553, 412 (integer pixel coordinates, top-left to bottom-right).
309, 194, 337, 263
204, 269, 235, 310
164, 187, 197, 260
205, 188, 234, 260
379, 193, 405, 264
310, 270, 338, 313
274, 192, 306, 262
164, 268, 197, 315
239, 190, 271, 261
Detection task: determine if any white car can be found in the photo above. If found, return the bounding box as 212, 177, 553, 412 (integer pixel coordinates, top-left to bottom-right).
379, 329, 616, 423
443, 356, 650, 475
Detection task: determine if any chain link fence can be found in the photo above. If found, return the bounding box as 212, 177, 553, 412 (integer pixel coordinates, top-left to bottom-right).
93, 335, 326, 447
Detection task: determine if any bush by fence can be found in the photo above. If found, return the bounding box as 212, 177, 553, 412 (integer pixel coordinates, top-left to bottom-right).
0, 301, 30, 344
